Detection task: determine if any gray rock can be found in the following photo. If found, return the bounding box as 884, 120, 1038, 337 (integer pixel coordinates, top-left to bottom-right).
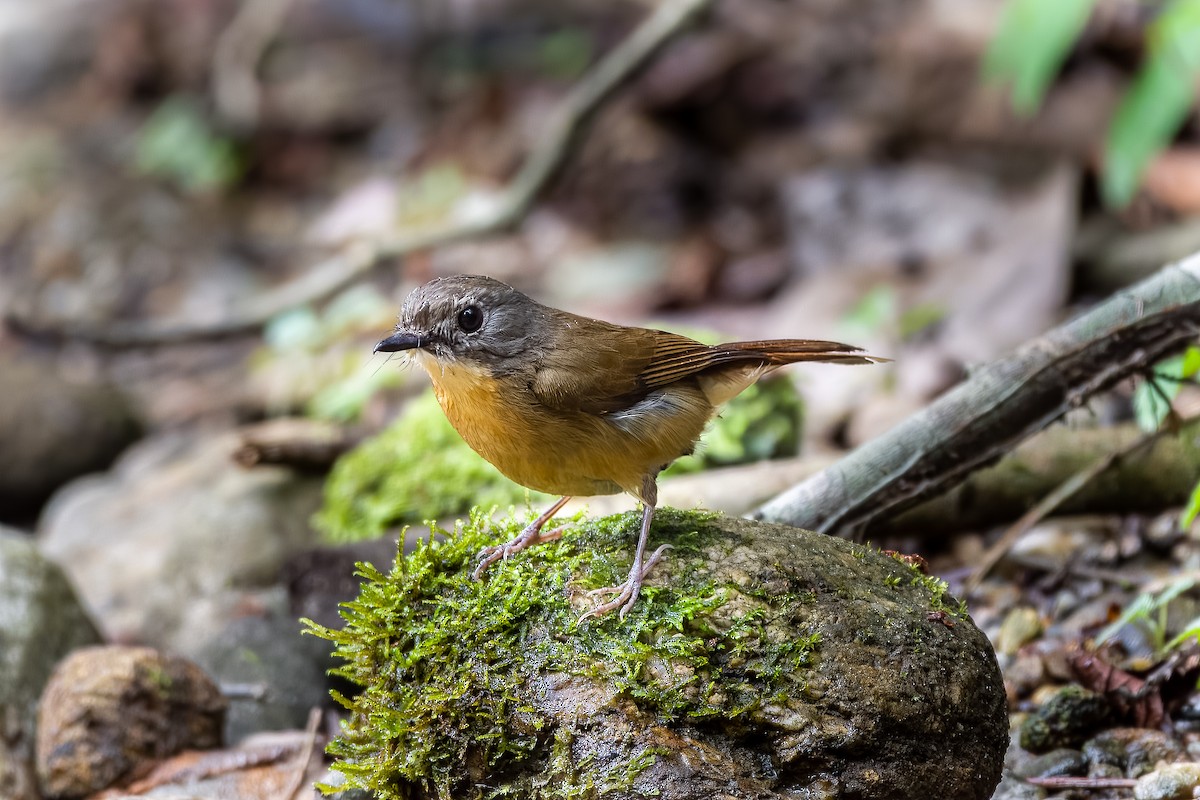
36, 645, 225, 799
192, 614, 333, 744
1011, 747, 1086, 779
38, 430, 324, 656
0, 527, 101, 731
0, 526, 101, 800
321, 511, 1008, 800
1083, 728, 1186, 779
0, 357, 139, 517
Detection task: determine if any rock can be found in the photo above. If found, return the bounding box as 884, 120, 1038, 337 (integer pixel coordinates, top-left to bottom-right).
191, 614, 333, 744
1083, 728, 1187, 779
36, 646, 226, 799
314, 510, 1008, 800
1010, 747, 1087, 779
0, 526, 102, 800
1019, 684, 1115, 753
0, 357, 139, 518
1134, 762, 1200, 800
0, 730, 40, 800
995, 606, 1043, 656
38, 429, 324, 655
0, 527, 101, 731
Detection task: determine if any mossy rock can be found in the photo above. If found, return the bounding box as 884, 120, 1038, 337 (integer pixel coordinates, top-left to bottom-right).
310, 509, 1007, 800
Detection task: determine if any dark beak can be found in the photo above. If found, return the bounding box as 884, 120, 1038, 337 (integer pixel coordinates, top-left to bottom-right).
374, 331, 422, 354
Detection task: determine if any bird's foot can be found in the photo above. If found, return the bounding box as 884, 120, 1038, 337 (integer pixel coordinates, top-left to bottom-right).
578, 544, 672, 621
473, 523, 565, 580
473, 497, 572, 580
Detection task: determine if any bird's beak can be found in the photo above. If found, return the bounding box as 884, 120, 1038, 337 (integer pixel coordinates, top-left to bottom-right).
374, 331, 423, 354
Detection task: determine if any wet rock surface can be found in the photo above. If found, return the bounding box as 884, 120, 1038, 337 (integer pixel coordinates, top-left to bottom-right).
0, 526, 101, 800
38, 430, 324, 655
323, 512, 1009, 800
36, 646, 226, 799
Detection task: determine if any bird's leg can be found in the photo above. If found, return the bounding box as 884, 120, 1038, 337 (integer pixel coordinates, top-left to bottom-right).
473, 496, 571, 581
580, 479, 670, 621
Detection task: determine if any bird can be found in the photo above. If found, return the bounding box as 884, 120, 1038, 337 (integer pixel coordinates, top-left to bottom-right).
375, 275, 886, 619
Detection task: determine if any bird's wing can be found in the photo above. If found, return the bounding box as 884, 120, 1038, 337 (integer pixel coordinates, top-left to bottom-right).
531, 312, 881, 416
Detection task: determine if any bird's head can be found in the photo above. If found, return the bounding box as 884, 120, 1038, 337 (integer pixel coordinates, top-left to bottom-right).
375, 275, 551, 375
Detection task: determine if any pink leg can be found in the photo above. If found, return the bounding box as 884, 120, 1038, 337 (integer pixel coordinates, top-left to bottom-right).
473, 496, 571, 581
578, 502, 671, 621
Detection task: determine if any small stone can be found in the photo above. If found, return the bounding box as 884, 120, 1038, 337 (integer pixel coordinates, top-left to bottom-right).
1011, 748, 1086, 779
36, 646, 226, 799
1019, 684, 1114, 753
1084, 728, 1186, 778
996, 606, 1043, 656
1134, 762, 1200, 800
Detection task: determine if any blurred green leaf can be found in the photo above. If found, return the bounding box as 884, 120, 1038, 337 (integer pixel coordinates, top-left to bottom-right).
538, 28, 593, 80
898, 303, 947, 340
984, 0, 1098, 114
135, 96, 242, 192
323, 284, 395, 336
840, 284, 895, 338
1182, 479, 1200, 529
307, 356, 403, 422
1133, 346, 1200, 432
1167, 615, 1200, 650
1103, 0, 1200, 206
397, 163, 467, 225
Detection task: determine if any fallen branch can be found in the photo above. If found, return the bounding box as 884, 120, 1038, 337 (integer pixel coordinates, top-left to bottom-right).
232, 418, 358, 472
755, 252, 1200, 536
6, 0, 713, 346
884, 418, 1200, 536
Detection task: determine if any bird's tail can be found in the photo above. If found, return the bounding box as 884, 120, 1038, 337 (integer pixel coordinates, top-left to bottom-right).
720, 339, 890, 366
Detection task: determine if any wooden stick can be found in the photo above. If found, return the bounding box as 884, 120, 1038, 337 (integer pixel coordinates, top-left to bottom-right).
755, 252, 1200, 537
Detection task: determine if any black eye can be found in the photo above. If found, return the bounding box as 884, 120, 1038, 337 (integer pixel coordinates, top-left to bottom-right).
457, 305, 483, 333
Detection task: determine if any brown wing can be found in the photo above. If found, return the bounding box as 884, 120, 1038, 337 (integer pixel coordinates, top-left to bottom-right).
531, 307, 885, 415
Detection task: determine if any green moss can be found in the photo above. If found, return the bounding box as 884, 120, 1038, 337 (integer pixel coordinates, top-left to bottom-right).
881, 550, 970, 618
313, 391, 544, 542
305, 507, 821, 800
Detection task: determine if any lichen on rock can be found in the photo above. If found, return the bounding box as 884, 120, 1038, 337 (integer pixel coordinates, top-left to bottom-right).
307, 508, 1007, 800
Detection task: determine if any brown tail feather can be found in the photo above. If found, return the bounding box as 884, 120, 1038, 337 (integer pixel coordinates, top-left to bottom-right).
721, 339, 890, 366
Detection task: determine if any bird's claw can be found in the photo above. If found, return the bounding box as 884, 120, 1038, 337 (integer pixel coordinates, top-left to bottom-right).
472, 525, 565, 581
577, 544, 673, 622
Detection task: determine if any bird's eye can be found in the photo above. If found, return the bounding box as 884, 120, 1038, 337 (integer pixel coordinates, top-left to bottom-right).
457, 305, 483, 333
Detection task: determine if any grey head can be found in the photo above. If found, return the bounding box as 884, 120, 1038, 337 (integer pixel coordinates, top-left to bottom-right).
375, 275, 552, 373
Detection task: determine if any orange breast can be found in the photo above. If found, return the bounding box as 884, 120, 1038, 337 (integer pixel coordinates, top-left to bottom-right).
418, 355, 713, 503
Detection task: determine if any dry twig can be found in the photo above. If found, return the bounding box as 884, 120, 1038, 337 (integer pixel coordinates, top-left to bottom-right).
283, 708, 324, 800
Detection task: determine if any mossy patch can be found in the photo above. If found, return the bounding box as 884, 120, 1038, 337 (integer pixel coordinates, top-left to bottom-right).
305, 507, 822, 800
